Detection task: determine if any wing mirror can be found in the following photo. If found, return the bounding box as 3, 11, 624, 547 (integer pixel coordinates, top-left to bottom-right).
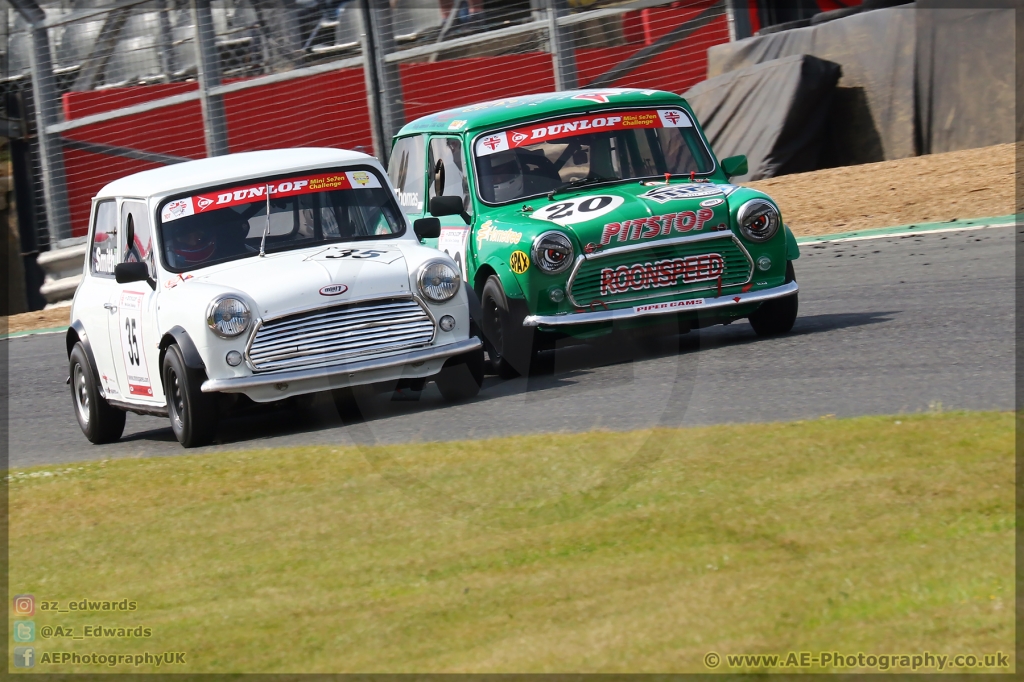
429, 195, 471, 225
413, 217, 441, 240
721, 155, 748, 178
115, 262, 155, 290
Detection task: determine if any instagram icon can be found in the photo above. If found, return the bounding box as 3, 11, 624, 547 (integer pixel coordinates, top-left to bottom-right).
13, 595, 34, 616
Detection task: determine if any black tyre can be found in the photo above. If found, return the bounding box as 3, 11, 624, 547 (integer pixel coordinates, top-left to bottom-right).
435, 347, 485, 401
480, 275, 537, 378
69, 342, 126, 444
749, 262, 798, 337
162, 344, 218, 448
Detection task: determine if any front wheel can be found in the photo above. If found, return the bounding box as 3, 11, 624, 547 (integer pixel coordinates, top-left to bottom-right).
435, 348, 484, 401
162, 344, 218, 448
480, 275, 538, 378
69, 342, 126, 444
748, 262, 798, 336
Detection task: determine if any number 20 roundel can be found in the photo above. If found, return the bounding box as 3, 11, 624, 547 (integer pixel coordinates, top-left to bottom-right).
530, 195, 624, 226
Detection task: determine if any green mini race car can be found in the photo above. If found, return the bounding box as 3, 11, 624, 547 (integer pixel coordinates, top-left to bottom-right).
388, 88, 800, 377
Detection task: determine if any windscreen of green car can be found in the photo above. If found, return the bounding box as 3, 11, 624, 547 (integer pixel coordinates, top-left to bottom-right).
473, 108, 715, 204
157, 168, 404, 272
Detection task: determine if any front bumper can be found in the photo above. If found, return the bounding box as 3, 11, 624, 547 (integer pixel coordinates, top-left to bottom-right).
201, 337, 482, 394
523, 281, 798, 327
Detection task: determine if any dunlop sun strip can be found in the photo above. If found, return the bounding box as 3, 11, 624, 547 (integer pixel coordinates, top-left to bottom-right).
160, 170, 383, 222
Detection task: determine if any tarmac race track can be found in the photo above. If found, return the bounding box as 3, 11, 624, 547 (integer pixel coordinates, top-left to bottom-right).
6, 225, 1015, 468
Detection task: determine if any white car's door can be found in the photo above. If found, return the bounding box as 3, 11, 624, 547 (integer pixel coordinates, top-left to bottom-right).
107, 200, 162, 404
78, 199, 123, 399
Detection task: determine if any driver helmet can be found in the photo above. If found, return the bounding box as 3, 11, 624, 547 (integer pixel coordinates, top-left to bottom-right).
170, 224, 216, 266
488, 152, 524, 203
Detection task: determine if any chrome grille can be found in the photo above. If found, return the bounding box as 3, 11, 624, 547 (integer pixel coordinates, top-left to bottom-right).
246, 298, 435, 373
567, 233, 753, 308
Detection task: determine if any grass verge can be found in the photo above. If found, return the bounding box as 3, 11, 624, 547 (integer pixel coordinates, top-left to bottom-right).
8, 412, 1014, 673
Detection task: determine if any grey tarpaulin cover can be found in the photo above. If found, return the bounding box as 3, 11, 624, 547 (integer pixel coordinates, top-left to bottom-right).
684, 54, 841, 182
706, 5, 917, 164
915, 1, 1016, 154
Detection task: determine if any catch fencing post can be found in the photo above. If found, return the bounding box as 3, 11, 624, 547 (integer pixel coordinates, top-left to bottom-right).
9, 0, 73, 245
190, 0, 230, 156
358, 0, 404, 164
548, 0, 578, 91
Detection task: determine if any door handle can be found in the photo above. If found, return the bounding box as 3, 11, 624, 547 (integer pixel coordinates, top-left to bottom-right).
103, 303, 117, 312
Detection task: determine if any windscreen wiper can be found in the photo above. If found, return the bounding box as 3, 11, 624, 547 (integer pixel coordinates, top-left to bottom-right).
547, 175, 620, 200
258, 184, 271, 257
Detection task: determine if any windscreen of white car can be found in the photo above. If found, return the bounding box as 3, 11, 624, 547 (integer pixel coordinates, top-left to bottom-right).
473, 108, 715, 204
158, 168, 404, 272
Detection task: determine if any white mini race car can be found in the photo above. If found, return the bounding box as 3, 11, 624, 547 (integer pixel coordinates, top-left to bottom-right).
67, 148, 483, 447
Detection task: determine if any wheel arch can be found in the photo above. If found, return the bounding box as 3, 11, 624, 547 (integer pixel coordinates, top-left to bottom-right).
67, 320, 102, 386
476, 257, 526, 300
157, 326, 206, 378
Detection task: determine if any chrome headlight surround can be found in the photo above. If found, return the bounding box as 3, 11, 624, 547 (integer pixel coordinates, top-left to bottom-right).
206, 295, 252, 338
531, 230, 574, 275
737, 199, 780, 243
417, 259, 461, 303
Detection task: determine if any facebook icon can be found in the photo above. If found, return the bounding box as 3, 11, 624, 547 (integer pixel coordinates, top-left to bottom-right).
14, 647, 34, 668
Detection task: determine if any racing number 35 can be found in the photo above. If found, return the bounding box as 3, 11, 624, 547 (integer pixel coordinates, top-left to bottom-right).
124, 317, 141, 366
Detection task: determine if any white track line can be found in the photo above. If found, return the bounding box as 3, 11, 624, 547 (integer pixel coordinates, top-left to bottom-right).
799, 221, 1017, 246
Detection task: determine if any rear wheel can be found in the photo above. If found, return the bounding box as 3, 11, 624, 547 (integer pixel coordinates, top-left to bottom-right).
749, 262, 798, 336
162, 344, 218, 448
435, 348, 485, 401
480, 275, 540, 378
69, 342, 126, 444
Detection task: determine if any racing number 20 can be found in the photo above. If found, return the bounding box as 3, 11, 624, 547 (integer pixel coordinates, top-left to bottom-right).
539, 196, 614, 222
124, 317, 141, 366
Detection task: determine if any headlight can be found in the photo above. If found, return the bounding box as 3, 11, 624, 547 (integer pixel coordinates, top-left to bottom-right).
417, 260, 460, 302
206, 295, 251, 338
531, 230, 574, 274
737, 199, 780, 242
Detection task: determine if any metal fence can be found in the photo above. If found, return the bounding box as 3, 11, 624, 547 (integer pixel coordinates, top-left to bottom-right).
2, 0, 729, 301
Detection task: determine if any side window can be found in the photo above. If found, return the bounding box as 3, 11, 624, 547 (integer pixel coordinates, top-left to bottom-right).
388, 135, 426, 216
428, 136, 471, 214
121, 201, 155, 278
90, 200, 118, 276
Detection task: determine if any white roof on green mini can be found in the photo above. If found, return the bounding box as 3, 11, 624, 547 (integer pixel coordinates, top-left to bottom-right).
97, 148, 375, 200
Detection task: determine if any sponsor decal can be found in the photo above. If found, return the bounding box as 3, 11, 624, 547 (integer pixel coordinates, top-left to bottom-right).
600, 207, 715, 245
476, 132, 510, 155
571, 91, 622, 103
448, 119, 468, 130
656, 109, 692, 127
600, 253, 724, 296
162, 170, 382, 221
530, 195, 623, 225
641, 184, 722, 203
475, 109, 693, 156
700, 197, 724, 208
163, 273, 194, 290
319, 284, 349, 296
476, 219, 523, 248
509, 250, 530, 274
635, 298, 706, 313
161, 198, 194, 222
438, 226, 471, 280
345, 170, 380, 188
118, 291, 153, 397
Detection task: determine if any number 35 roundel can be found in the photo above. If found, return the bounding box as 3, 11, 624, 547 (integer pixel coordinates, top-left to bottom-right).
530, 195, 624, 226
